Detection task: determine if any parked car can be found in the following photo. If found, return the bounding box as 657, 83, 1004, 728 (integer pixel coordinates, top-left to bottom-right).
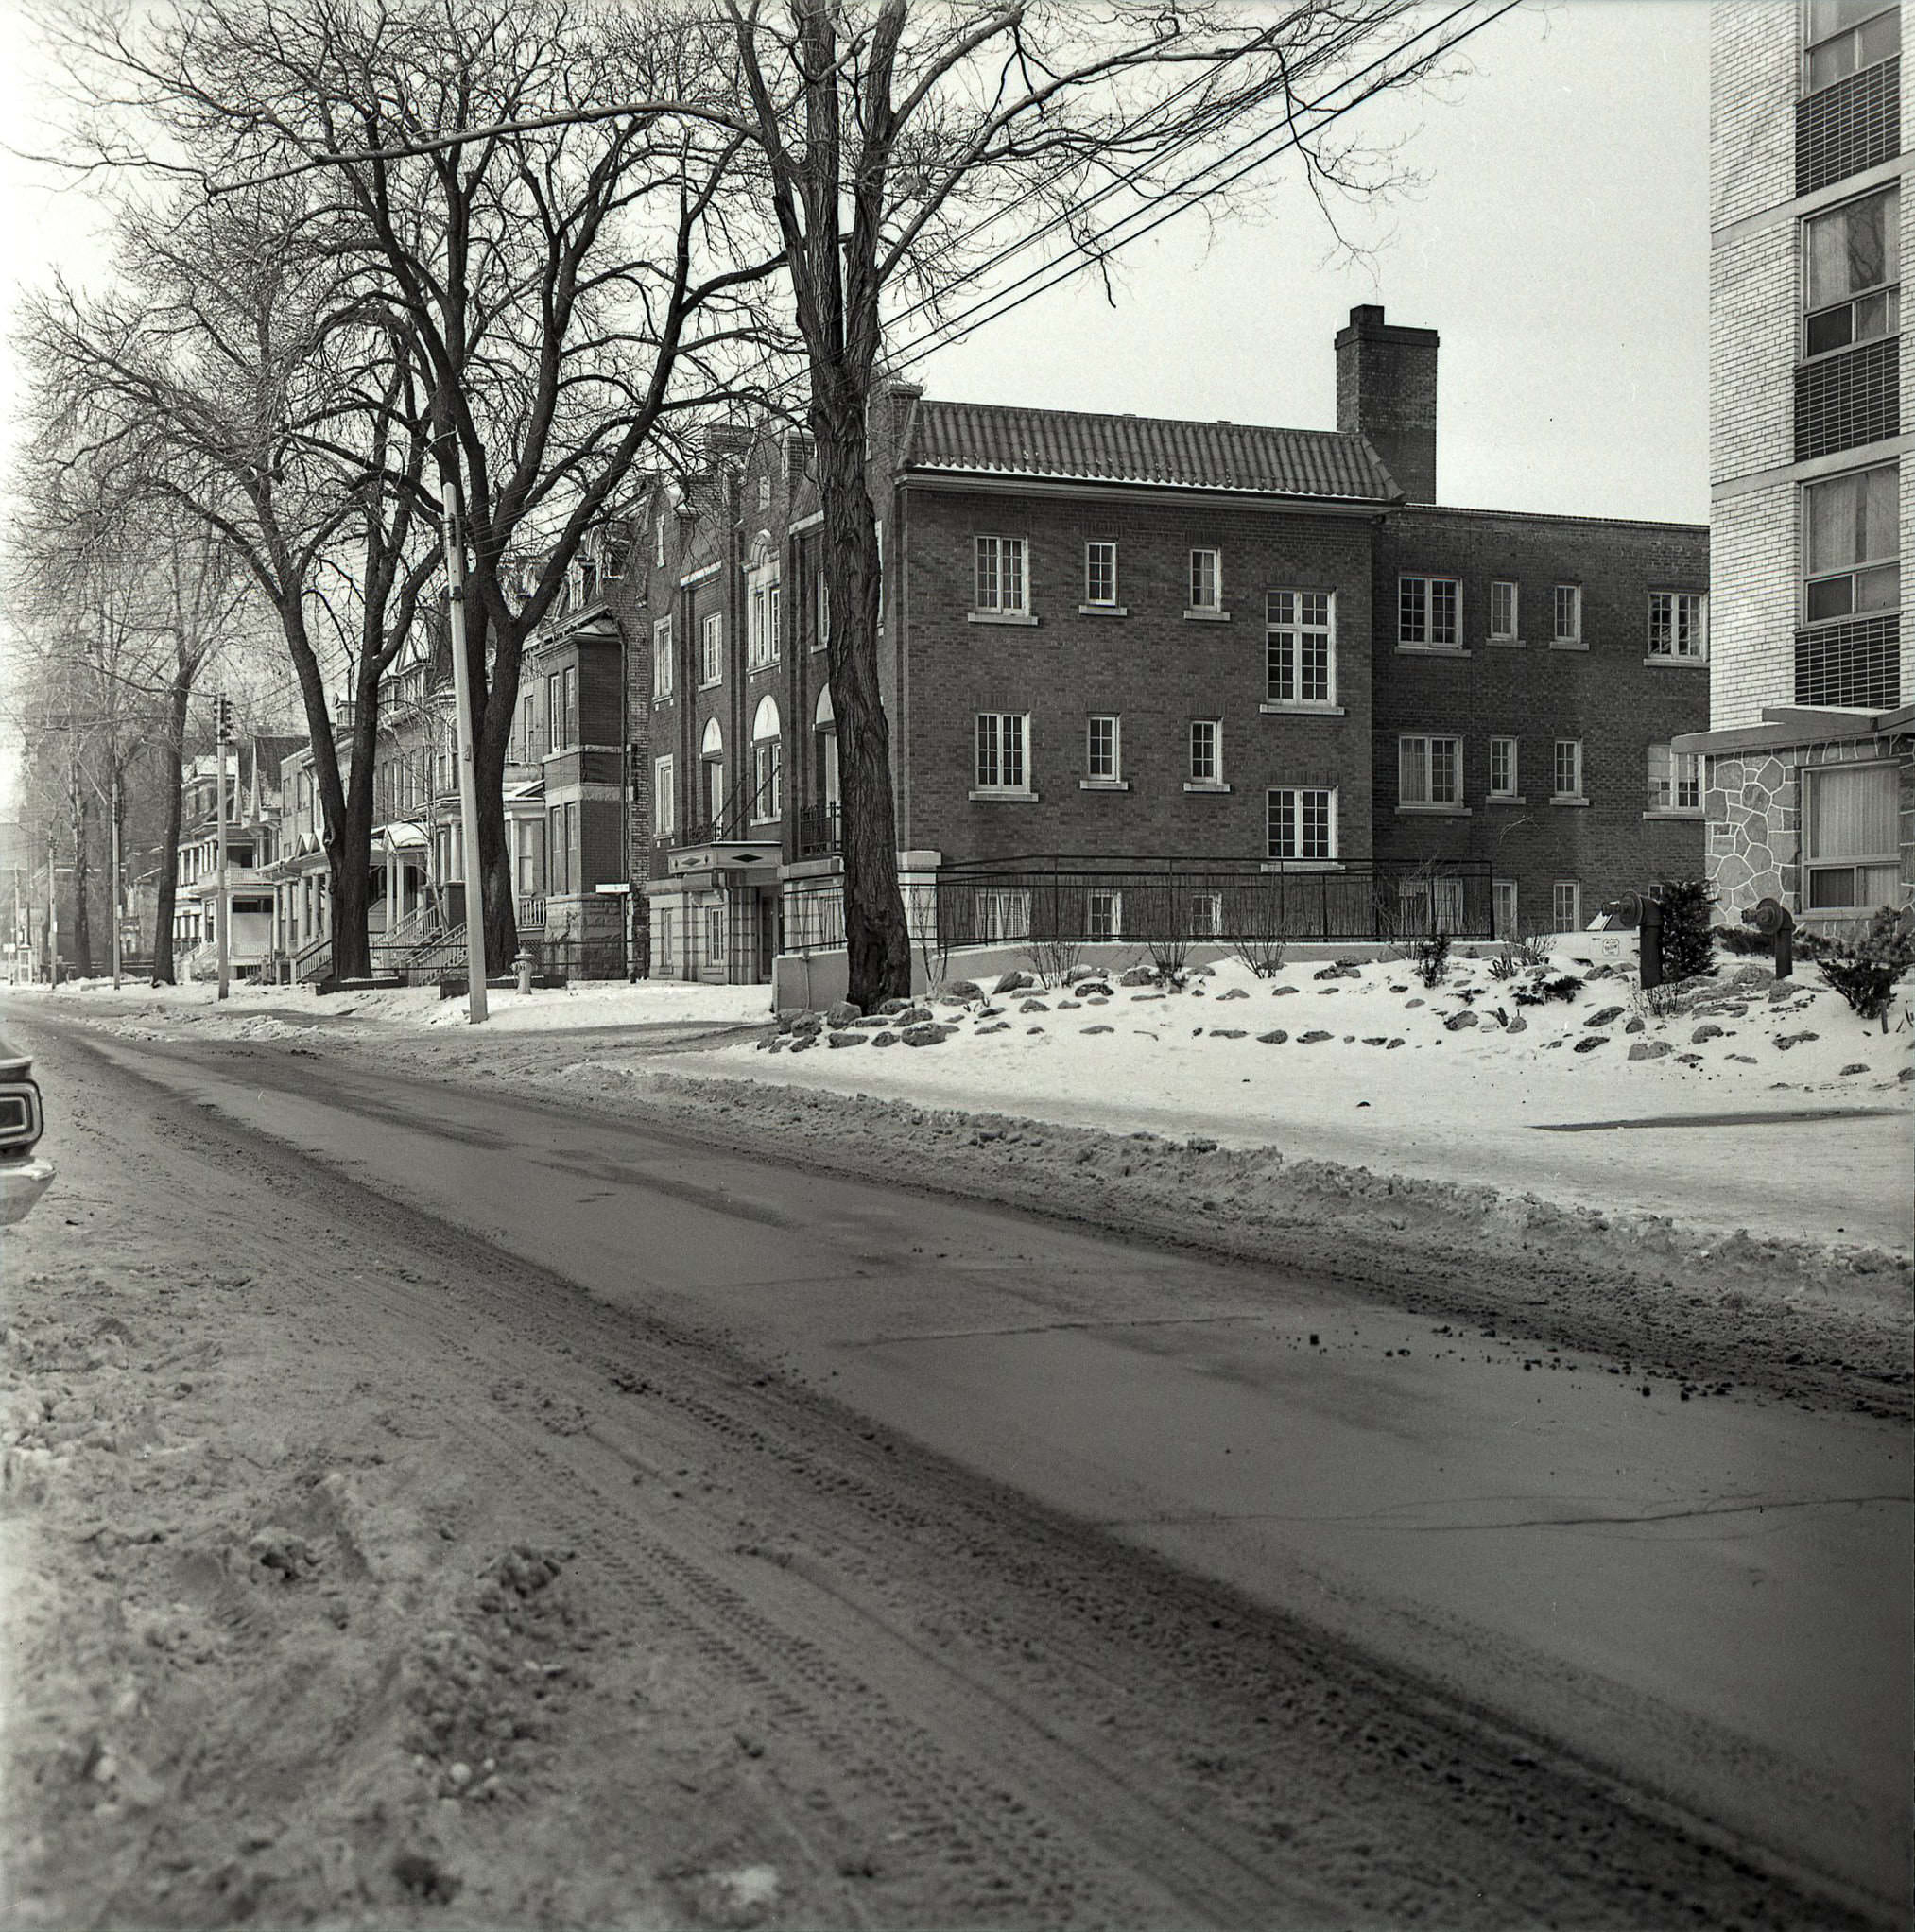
0, 1035, 54, 1225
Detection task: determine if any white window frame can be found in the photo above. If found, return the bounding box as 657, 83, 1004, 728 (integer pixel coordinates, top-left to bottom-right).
654, 513, 665, 567
1087, 888, 1123, 941
1803, 463, 1901, 623
1398, 733, 1464, 808
747, 567, 782, 670
1084, 541, 1119, 610
1188, 718, 1222, 785
1488, 579, 1520, 642
1551, 583, 1583, 646
750, 735, 782, 824
1647, 591, 1709, 660
974, 536, 1029, 616
1804, 0, 1900, 93
652, 616, 674, 701
1803, 760, 1902, 910
814, 572, 830, 652
1399, 574, 1462, 650
1552, 737, 1585, 802
977, 887, 1031, 942
699, 611, 724, 687
1492, 879, 1519, 940
1803, 186, 1900, 358
1086, 715, 1121, 784
1552, 881, 1582, 933
1187, 547, 1223, 615
1646, 743, 1701, 814
1266, 590, 1337, 706
1489, 735, 1520, 800
1187, 890, 1223, 939
653, 756, 675, 837
974, 712, 1030, 794
1267, 786, 1337, 862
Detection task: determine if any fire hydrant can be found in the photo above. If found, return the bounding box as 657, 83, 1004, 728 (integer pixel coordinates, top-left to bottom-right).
1744, 896, 1795, 979
513, 948, 534, 995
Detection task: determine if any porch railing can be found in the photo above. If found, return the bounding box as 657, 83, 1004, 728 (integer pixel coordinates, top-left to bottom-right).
794, 801, 841, 859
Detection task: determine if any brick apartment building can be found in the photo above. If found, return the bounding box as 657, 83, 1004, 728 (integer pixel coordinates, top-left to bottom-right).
1678, 1, 1914, 923
631, 307, 1709, 984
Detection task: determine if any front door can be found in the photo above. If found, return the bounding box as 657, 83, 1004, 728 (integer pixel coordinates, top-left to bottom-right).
757, 891, 778, 982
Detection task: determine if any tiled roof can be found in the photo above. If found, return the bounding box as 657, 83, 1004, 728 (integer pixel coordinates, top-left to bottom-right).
904, 398, 1399, 503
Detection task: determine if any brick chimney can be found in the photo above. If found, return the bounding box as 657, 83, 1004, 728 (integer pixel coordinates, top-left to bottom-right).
1335, 304, 1439, 505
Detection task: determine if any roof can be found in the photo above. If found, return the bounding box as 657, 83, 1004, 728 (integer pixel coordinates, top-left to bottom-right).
903, 398, 1400, 504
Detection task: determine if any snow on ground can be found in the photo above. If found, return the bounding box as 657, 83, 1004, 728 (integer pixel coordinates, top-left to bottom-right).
669, 939, 1915, 1258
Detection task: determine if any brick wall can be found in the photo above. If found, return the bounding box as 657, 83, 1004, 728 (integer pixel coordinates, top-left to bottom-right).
1710, 482, 1798, 725
1710, 220, 1795, 483
1372, 509, 1712, 924
1711, 5, 1797, 229
893, 484, 1377, 865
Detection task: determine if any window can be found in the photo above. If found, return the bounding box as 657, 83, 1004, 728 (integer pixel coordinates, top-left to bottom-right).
546, 805, 569, 894
1188, 548, 1222, 613
748, 573, 781, 669
700, 717, 725, 829
514, 819, 544, 894
1084, 542, 1118, 608
757, 474, 771, 510
1803, 187, 1899, 355
977, 888, 1031, 941
1551, 584, 1582, 645
750, 695, 782, 821
1803, 762, 1901, 908
699, 612, 723, 687
1489, 735, 1519, 800
1803, 465, 1899, 620
1187, 891, 1222, 938
655, 907, 673, 976
1552, 738, 1585, 800
705, 902, 724, 967
1399, 875, 1465, 935
1087, 889, 1123, 940
1399, 575, 1461, 648
1086, 715, 1121, 783
652, 617, 674, 701
1553, 881, 1582, 932
814, 572, 830, 652
1268, 787, 1337, 861
1489, 579, 1520, 641
1266, 591, 1335, 704
654, 513, 665, 567
653, 756, 675, 837
1399, 733, 1463, 807
1492, 880, 1519, 940
1188, 719, 1222, 785
1805, 0, 1899, 92
975, 536, 1028, 614
1646, 743, 1701, 812
1648, 592, 1709, 659
974, 713, 1029, 792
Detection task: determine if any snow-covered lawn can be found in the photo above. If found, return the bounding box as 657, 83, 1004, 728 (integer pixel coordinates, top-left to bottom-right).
11, 974, 768, 1036
672, 938, 1915, 1257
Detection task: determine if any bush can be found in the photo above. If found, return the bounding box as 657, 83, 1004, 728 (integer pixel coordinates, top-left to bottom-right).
1656, 877, 1716, 983
1024, 936, 1081, 989
1713, 923, 1772, 957
1231, 934, 1287, 978
1816, 906, 1915, 1022
1408, 930, 1450, 989
1488, 950, 1520, 981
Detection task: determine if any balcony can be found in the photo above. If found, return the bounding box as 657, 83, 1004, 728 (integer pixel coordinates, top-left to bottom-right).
795, 802, 841, 859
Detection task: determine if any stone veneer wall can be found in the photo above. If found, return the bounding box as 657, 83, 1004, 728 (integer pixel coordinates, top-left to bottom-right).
1704, 728, 1915, 913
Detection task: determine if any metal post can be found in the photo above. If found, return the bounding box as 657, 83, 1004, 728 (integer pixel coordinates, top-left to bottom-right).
47, 832, 58, 986
216, 722, 231, 1001
442, 498, 489, 1024
110, 766, 123, 991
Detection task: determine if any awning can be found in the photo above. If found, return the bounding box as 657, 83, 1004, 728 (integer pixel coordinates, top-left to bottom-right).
371, 821, 429, 854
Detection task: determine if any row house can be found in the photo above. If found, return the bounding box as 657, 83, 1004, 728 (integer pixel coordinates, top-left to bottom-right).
171, 735, 302, 975
631, 307, 1708, 982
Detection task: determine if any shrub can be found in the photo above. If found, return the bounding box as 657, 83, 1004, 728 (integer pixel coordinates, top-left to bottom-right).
1510, 932, 1554, 970
1713, 923, 1772, 957
1513, 973, 1583, 1007
1816, 906, 1915, 1023
1024, 936, 1081, 989
1656, 877, 1716, 983
1231, 934, 1287, 978
1408, 930, 1451, 989
1488, 950, 1520, 981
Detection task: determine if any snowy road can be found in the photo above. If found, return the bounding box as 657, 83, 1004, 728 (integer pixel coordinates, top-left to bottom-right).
8, 1008, 1910, 1928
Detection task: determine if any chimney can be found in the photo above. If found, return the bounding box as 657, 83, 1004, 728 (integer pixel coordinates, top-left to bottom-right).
702, 421, 752, 469
1335, 304, 1439, 505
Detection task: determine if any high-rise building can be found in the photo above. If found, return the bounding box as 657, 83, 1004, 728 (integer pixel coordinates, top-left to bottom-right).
1682, 2, 1913, 923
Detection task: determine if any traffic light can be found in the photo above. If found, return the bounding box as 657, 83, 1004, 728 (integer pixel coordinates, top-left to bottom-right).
215, 694, 235, 745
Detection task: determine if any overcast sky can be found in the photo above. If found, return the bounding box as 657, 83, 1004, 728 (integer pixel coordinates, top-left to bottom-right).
0, 0, 1708, 801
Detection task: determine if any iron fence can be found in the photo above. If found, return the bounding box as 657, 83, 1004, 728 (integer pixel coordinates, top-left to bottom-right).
933, 856, 1494, 951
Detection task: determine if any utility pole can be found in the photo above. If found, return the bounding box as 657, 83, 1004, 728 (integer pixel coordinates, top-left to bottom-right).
216, 693, 232, 1002
441, 492, 489, 1025
109, 765, 124, 992
46, 830, 58, 988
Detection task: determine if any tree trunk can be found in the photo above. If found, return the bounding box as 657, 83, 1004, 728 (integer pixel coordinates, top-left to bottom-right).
470, 600, 519, 979
327, 674, 384, 983
813, 381, 910, 1009
151, 666, 192, 984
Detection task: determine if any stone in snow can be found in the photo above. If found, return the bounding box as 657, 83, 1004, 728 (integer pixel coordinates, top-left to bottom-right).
1573, 1036, 1606, 1053
1840, 1062, 1870, 1075
787, 1035, 817, 1053
1298, 1030, 1333, 1044
1187, 1135, 1219, 1152
945, 979, 982, 1000
871, 1031, 898, 1047
1624, 1017, 1647, 1034
1019, 999, 1050, 1013
1690, 1023, 1725, 1044
1082, 1023, 1115, 1035
1257, 1030, 1288, 1044
1442, 1011, 1479, 1031
1120, 966, 1155, 987
826, 1031, 866, 1048
1210, 1027, 1247, 1040
877, 996, 913, 1015
827, 999, 861, 1026
1773, 1031, 1819, 1050
901, 1024, 952, 1046
1216, 986, 1250, 1000
1627, 1040, 1673, 1060
1504, 1013, 1527, 1033
1586, 1006, 1625, 1027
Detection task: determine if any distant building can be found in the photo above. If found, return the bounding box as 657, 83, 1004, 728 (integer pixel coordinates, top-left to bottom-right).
1678, 3, 1913, 923
631, 308, 1708, 983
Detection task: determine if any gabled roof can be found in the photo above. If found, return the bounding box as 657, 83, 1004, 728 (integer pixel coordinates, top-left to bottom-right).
903, 398, 1400, 504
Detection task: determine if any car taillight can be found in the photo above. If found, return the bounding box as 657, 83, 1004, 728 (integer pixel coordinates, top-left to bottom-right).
0, 1081, 43, 1154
